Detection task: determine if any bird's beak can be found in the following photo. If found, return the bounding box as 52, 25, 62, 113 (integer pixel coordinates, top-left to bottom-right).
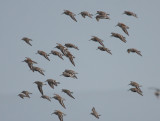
78, 13, 81, 15
22, 60, 25, 62
61, 13, 64, 15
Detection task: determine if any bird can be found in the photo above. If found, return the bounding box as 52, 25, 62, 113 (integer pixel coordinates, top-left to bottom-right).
41, 95, 51, 102
45, 79, 60, 89
53, 94, 66, 109
89, 36, 105, 47
96, 11, 110, 16
55, 43, 68, 56
62, 89, 75, 99
65, 50, 76, 66
91, 107, 101, 119
52, 110, 66, 121
149, 87, 160, 98
129, 88, 143, 96
36, 50, 50, 61
49, 50, 64, 60
21, 37, 32, 46
31, 66, 45, 76
64, 43, 79, 50
62, 10, 77, 22
34, 81, 46, 95
78, 11, 93, 18
18, 93, 26, 99
123, 11, 138, 18
60, 71, 77, 79
129, 81, 142, 92
21, 91, 32, 98
111, 32, 126, 43
64, 69, 78, 75
22, 57, 37, 70
127, 48, 142, 56
97, 46, 112, 55
96, 14, 110, 21
116, 22, 129, 36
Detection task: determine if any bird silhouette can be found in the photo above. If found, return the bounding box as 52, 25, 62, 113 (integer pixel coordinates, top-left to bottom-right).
41, 95, 51, 102
116, 22, 129, 36
52, 110, 66, 121
49, 50, 64, 60
21, 37, 32, 46
123, 11, 138, 18
21, 91, 32, 98
89, 36, 105, 47
62, 89, 75, 99
53, 94, 66, 109
18, 93, 26, 99
34, 81, 46, 95
127, 48, 142, 56
62, 10, 77, 22
129, 88, 143, 96
36, 50, 50, 61
64, 43, 79, 50
78, 11, 93, 18
97, 46, 112, 55
45, 79, 60, 89
31, 66, 45, 76
91, 107, 101, 119
111, 32, 126, 43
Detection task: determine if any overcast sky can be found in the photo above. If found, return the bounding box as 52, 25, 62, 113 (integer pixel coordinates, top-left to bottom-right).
1, 0, 160, 121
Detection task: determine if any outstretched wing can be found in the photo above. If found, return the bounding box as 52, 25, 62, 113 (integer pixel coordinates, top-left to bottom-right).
38, 85, 43, 95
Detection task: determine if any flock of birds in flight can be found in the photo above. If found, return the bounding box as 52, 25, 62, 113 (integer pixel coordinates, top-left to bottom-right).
18, 10, 160, 121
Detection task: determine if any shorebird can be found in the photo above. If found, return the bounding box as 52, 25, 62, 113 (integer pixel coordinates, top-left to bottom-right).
149, 87, 160, 98
60, 72, 77, 79
62, 89, 75, 99
97, 46, 112, 55
65, 50, 75, 66
53, 94, 66, 109
129, 88, 143, 96
129, 81, 142, 92
49, 50, 64, 60
111, 32, 126, 43
96, 14, 110, 21
64, 69, 78, 75
62, 10, 77, 22
22, 57, 37, 70
89, 36, 105, 47
34, 81, 46, 95
96, 11, 110, 16
123, 11, 138, 18
41, 95, 51, 102
36, 50, 50, 61
21, 91, 32, 98
45, 79, 60, 89
64, 43, 79, 50
91, 107, 101, 119
78, 11, 93, 18
18, 93, 26, 99
21, 37, 32, 46
127, 48, 142, 56
116, 22, 129, 36
52, 110, 66, 121
31, 66, 45, 76
55, 43, 68, 56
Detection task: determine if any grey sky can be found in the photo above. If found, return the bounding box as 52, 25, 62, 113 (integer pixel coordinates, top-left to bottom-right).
1, 0, 160, 121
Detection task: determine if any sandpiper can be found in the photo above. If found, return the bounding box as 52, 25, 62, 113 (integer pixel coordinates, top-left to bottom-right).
127, 48, 142, 56
62, 89, 75, 99
62, 10, 77, 22
21, 37, 32, 46
34, 81, 46, 95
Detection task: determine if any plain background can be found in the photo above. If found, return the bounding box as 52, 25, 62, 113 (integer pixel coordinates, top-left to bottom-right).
0, 0, 160, 121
